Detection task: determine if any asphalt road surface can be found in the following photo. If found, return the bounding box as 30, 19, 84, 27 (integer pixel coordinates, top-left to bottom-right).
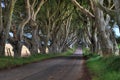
0, 49, 87, 80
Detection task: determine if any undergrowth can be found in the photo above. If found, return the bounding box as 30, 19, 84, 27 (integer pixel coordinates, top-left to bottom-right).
87, 55, 120, 80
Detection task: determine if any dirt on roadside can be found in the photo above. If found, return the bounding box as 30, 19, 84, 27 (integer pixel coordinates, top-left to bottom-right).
79, 59, 91, 80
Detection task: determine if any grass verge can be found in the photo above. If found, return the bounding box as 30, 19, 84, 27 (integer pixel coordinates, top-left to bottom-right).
87, 56, 120, 80
0, 49, 74, 70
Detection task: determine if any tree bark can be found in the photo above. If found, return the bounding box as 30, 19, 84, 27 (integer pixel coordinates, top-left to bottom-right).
94, 0, 113, 56
0, 0, 4, 56
14, 0, 31, 57
113, 0, 120, 28
30, 0, 46, 54
71, 0, 95, 18
0, 0, 16, 56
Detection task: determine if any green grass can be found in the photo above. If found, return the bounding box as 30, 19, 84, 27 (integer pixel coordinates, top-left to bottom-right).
87, 56, 120, 80
0, 49, 74, 70
117, 43, 120, 50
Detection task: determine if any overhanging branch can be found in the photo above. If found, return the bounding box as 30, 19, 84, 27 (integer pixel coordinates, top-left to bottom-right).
71, 0, 95, 18
94, 0, 116, 17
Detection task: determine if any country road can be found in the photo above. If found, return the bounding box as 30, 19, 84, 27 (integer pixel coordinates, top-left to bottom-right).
0, 48, 90, 80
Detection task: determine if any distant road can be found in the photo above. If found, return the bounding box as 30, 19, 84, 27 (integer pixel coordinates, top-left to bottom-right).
0, 49, 90, 80
74, 48, 83, 55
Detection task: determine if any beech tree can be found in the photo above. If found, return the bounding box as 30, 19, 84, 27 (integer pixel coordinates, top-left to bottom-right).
72, 0, 119, 56
9, 0, 46, 56
0, 0, 119, 57
93, 0, 119, 55
0, 0, 16, 56
38, 0, 76, 53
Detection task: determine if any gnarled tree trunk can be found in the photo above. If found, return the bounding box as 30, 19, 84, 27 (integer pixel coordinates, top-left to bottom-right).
0, 0, 16, 56
30, 0, 46, 54
94, 0, 113, 56
14, 0, 31, 57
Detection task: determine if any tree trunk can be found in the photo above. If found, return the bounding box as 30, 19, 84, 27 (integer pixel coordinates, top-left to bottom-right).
39, 45, 46, 54
113, 0, 120, 28
29, 0, 46, 54
0, 0, 4, 55
0, 38, 5, 56
0, 0, 16, 56
94, 0, 113, 56
14, 0, 31, 57
31, 26, 39, 54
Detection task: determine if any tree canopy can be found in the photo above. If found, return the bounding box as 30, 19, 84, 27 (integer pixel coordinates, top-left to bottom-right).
0, 0, 120, 57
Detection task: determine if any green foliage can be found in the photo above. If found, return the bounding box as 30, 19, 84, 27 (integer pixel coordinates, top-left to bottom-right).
82, 48, 98, 58
13, 0, 25, 21
83, 48, 90, 54
0, 49, 74, 70
61, 48, 75, 56
104, 56, 120, 71
118, 44, 120, 49
87, 56, 120, 80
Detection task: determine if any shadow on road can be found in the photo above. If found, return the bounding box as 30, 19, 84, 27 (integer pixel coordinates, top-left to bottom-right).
65, 54, 83, 60
52, 54, 87, 60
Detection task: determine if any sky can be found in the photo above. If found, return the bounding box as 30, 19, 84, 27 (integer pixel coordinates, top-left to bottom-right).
1, 2, 5, 8
113, 25, 120, 37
